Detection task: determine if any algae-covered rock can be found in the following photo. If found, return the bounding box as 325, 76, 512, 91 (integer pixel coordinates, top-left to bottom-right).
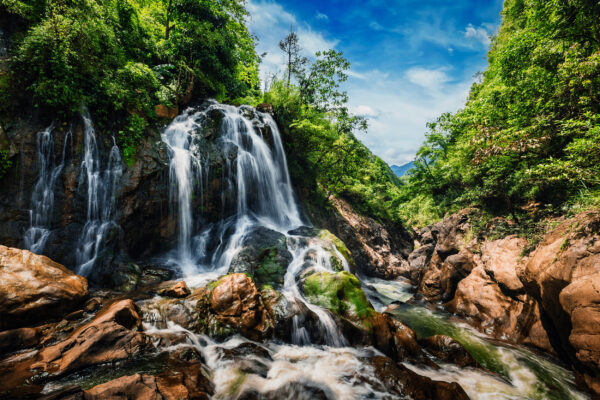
317, 229, 356, 272
301, 271, 374, 324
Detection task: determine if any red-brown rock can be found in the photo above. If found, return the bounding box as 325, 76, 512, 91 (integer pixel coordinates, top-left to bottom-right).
84, 374, 162, 400
519, 211, 600, 395
210, 274, 273, 341
0, 245, 88, 329
158, 281, 191, 298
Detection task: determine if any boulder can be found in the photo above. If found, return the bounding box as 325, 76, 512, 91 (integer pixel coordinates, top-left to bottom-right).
300, 270, 425, 362
0, 246, 88, 330
481, 236, 527, 293
365, 355, 470, 400
158, 281, 191, 298
419, 335, 479, 368
418, 249, 474, 302
518, 211, 600, 395
229, 227, 292, 288
84, 374, 162, 400
155, 104, 179, 119
447, 266, 547, 349
210, 273, 273, 341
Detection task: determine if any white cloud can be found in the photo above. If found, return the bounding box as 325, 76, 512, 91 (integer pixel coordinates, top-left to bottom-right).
315, 12, 329, 21
405, 67, 451, 93
346, 67, 472, 165
351, 105, 380, 118
465, 23, 491, 46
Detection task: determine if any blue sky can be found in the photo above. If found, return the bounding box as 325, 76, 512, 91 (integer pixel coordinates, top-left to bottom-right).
246, 0, 504, 166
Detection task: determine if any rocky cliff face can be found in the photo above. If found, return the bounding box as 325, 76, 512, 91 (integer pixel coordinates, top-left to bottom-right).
0, 102, 414, 287
407, 209, 600, 396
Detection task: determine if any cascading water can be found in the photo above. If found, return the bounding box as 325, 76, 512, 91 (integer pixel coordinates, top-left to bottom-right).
162, 102, 301, 271
24, 125, 70, 254
162, 102, 345, 346
75, 112, 122, 277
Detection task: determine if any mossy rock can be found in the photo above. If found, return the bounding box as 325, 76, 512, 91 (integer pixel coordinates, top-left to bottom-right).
229, 227, 292, 288
301, 271, 375, 325
318, 229, 357, 272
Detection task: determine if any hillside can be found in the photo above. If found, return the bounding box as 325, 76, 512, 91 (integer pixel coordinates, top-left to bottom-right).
398, 0, 600, 228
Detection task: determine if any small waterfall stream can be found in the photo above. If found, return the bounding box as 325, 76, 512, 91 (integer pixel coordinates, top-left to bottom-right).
24, 125, 70, 254
75, 112, 122, 277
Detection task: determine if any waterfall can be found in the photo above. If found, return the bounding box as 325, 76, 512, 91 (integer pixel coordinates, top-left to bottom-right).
162, 102, 346, 346
24, 125, 70, 254
162, 103, 302, 273
75, 112, 122, 277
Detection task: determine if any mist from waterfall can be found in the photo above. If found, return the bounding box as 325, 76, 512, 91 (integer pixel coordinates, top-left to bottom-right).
24, 125, 71, 254
75, 112, 122, 277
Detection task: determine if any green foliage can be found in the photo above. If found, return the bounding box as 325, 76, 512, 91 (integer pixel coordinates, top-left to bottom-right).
118, 114, 147, 166
266, 76, 403, 225
400, 0, 600, 226
1, 0, 260, 128
0, 150, 12, 179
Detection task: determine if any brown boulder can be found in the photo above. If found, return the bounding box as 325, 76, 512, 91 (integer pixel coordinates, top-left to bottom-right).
365, 355, 470, 400
158, 281, 191, 298
31, 299, 145, 375
419, 335, 478, 368
518, 211, 600, 395
210, 274, 273, 341
0, 327, 41, 355
481, 236, 526, 293
447, 266, 549, 351
84, 374, 162, 400
0, 245, 88, 329
419, 249, 474, 302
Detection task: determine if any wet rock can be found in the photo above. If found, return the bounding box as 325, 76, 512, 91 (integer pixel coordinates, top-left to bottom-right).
419, 335, 479, 368
300, 271, 373, 325
0, 245, 88, 330
83, 297, 103, 313
365, 355, 470, 400
84, 373, 162, 400
519, 211, 600, 395
158, 281, 191, 298
238, 382, 330, 400
215, 342, 272, 378
0, 327, 40, 355
229, 227, 292, 288
210, 273, 273, 341
0, 300, 147, 395
261, 288, 328, 344
155, 104, 179, 119
310, 195, 414, 279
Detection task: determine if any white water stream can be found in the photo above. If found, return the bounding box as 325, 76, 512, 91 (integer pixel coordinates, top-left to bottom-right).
24, 125, 70, 254
75, 112, 122, 277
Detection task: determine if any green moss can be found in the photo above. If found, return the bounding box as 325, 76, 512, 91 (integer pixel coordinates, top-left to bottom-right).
254, 249, 287, 288
318, 229, 356, 271
302, 271, 374, 324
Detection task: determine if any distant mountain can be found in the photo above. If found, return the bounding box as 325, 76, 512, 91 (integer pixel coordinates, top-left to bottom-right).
390, 161, 415, 177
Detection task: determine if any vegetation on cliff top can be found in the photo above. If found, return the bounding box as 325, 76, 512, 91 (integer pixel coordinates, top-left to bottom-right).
0, 0, 260, 163
399, 0, 600, 228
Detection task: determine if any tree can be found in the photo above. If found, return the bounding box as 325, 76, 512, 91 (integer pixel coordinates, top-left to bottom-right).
279, 26, 307, 87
